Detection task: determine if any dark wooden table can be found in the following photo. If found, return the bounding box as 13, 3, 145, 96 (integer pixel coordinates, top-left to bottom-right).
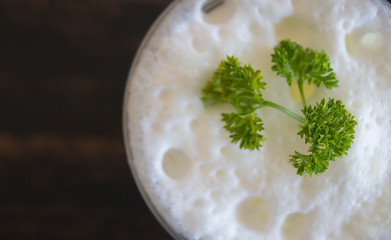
0, 0, 173, 239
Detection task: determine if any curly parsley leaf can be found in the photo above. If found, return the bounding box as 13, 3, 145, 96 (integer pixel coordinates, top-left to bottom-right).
222, 113, 265, 150
290, 98, 357, 176
201, 55, 266, 114
271, 39, 339, 90
201, 56, 267, 149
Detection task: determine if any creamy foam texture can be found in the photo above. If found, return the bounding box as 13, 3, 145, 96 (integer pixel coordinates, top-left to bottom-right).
125, 0, 391, 239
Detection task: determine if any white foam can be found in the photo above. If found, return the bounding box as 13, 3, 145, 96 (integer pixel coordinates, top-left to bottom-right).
125, 0, 391, 239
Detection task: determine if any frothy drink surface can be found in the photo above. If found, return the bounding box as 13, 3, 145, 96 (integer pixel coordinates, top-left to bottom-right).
124, 0, 391, 239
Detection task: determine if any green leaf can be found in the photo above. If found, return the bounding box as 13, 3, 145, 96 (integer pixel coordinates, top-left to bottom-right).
222, 113, 265, 150
290, 98, 357, 176
201, 55, 266, 114
271, 39, 339, 89
290, 151, 330, 176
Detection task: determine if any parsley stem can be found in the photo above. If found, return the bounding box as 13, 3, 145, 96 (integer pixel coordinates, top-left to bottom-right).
297, 77, 307, 107
261, 100, 305, 123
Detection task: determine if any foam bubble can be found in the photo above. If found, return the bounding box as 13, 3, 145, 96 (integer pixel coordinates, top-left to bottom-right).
236, 197, 275, 232
162, 148, 192, 179
193, 199, 206, 208
360, 31, 383, 49
282, 212, 309, 240
345, 28, 385, 60
275, 15, 314, 46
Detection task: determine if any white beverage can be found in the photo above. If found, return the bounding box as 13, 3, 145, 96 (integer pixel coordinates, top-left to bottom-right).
123, 0, 391, 239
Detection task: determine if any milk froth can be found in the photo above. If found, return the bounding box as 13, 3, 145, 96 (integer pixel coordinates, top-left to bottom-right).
124, 0, 391, 239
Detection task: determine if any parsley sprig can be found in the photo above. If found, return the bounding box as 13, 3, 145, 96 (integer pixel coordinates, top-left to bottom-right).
291, 98, 356, 176
201, 39, 357, 177
271, 39, 339, 106
201, 56, 265, 114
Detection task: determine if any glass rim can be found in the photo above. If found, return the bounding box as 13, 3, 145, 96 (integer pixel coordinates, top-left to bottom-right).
122, 0, 187, 239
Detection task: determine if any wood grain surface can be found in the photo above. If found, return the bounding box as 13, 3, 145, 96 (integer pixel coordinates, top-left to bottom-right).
0, 0, 173, 239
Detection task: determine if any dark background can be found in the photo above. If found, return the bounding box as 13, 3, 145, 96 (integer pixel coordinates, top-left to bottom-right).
2, 0, 391, 240
0, 0, 173, 239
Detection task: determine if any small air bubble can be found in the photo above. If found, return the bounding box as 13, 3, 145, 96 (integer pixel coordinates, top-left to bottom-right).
282, 212, 309, 240
220, 145, 231, 157
345, 28, 384, 60
351, 101, 361, 110
190, 119, 201, 131
236, 197, 272, 232
162, 148, 192, 179
157, 88, 172, 101
198, 163, 214, 177
215, 169, 225, 180
275, 15, 314, 46
360, 31, 383, 50
193, 199, 205, 208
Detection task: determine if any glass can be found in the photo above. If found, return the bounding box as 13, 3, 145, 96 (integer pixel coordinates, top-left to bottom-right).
123, 0, 391, 239
123, 1, 187, 239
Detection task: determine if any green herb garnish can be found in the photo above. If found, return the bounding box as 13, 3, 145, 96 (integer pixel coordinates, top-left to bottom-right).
201, 39, 357, 177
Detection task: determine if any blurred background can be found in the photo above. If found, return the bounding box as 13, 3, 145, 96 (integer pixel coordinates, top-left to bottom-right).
0, 0, 173, 239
